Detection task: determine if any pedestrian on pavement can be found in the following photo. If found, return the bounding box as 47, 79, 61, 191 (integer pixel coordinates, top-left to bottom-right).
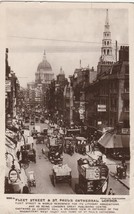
16, 150, 20, 160
91, 141, 95, 153
23, 185, 30, 194
108, 188, 114, 195
122, 155, 126, 166
89, 142, 92, 153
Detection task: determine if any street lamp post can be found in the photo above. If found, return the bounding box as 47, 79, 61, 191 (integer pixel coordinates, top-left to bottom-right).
5, 152, 20, 183
5, 152, 15, 169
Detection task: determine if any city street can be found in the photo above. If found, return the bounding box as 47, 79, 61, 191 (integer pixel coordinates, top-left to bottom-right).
5, 6, 130, 198
25, 122, 129, 195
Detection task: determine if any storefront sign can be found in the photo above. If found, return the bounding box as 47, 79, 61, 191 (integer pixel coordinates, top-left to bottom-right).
121, 128, 130, 134
86, 167, 100, 180
6, 80, 11, 92
97, 105, 106, 112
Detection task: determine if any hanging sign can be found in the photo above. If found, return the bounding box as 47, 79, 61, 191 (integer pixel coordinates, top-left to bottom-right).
6, 80, 11, 92
9, 169, 18, 183
97, 105, 106, 112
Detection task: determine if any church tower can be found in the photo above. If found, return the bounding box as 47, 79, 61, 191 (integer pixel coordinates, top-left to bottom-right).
100, 9, 114, 62
97, 9, 114, 76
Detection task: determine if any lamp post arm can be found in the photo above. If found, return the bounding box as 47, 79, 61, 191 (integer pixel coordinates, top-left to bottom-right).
5, 152, 15, 166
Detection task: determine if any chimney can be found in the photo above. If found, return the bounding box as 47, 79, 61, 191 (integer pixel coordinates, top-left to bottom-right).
119, 46, 129, 62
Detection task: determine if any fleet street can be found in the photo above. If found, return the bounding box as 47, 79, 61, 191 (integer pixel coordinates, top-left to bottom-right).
24, 122, 129, 195
5, 8, 130, 195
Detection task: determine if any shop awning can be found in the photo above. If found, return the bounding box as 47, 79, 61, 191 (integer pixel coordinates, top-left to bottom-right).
5, 136, 16, 149
98, 132, 130, 149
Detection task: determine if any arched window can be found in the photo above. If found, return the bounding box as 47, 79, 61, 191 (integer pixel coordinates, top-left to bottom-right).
105, 41, 106, 45
107, 49, 109, 55
104, 49, 106, 55
107, 41, 109, 45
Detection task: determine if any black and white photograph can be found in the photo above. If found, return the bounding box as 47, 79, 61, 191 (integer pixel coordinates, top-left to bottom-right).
4, 2, 130, 196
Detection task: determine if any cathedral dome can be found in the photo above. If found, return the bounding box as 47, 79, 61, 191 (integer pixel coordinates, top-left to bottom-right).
37, 51, 52, 72
35, 50, 54, 85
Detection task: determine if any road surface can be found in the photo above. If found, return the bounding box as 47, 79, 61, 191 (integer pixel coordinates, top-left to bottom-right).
25, 122, 129, 195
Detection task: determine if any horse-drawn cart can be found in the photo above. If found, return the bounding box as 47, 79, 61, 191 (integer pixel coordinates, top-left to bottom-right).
52, 164, 72, 187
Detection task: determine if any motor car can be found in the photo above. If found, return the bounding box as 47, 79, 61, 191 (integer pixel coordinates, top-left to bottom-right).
40, 117, 45, 123
64, 137, 75, 156
25, 118, 30, 123
66, 128, 81, 137
52, 164, 72, 187
27, 149, 36, 163
75, 137, 87, 155
35, 117, 39, 123
48, 145, 62, 163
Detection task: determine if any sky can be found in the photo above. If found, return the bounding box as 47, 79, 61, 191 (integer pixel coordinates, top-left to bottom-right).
5, 3, 128, 87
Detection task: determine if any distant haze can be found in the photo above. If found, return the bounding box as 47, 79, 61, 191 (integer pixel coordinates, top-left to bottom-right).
6, 4, 128, 87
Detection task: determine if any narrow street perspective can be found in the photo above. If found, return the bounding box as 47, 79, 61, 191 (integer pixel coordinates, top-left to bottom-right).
5, 6, 130, 195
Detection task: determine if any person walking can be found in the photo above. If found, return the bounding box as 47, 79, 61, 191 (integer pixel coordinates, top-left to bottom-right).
16, 150, 20, 161
108, 188, 115, 195
90, 141, 95, 153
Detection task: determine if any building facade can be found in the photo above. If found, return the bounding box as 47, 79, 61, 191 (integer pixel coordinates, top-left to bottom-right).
85, 46, 129, 131
5, 48, 20, 124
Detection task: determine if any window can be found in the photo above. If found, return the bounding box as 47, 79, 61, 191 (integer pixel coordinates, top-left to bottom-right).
104, 49, 106, 55
124, 81, 129, 93
125, 65, 129, 74
107, 49, 109, 55
124, 100, 129, 112
107, 41, 109, 45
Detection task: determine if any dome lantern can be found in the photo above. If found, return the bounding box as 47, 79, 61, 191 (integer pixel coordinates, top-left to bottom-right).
37, 50, 52, 72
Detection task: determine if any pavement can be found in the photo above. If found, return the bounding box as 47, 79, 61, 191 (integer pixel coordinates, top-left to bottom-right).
106, 158, 130, 190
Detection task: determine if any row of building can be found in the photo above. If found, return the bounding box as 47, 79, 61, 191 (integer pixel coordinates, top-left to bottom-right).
66, 45, 129, 133
5, 48, 21, 124
25, 9, 129, 133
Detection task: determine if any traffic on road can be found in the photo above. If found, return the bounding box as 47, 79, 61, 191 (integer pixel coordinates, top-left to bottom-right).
5, 114, 129, 195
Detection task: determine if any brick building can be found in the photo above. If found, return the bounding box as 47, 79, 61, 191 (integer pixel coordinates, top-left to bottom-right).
85, 46, 129, 131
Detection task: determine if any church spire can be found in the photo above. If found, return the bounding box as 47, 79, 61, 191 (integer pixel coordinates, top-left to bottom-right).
100, 9, 114, 62
105, 9, 109, 26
